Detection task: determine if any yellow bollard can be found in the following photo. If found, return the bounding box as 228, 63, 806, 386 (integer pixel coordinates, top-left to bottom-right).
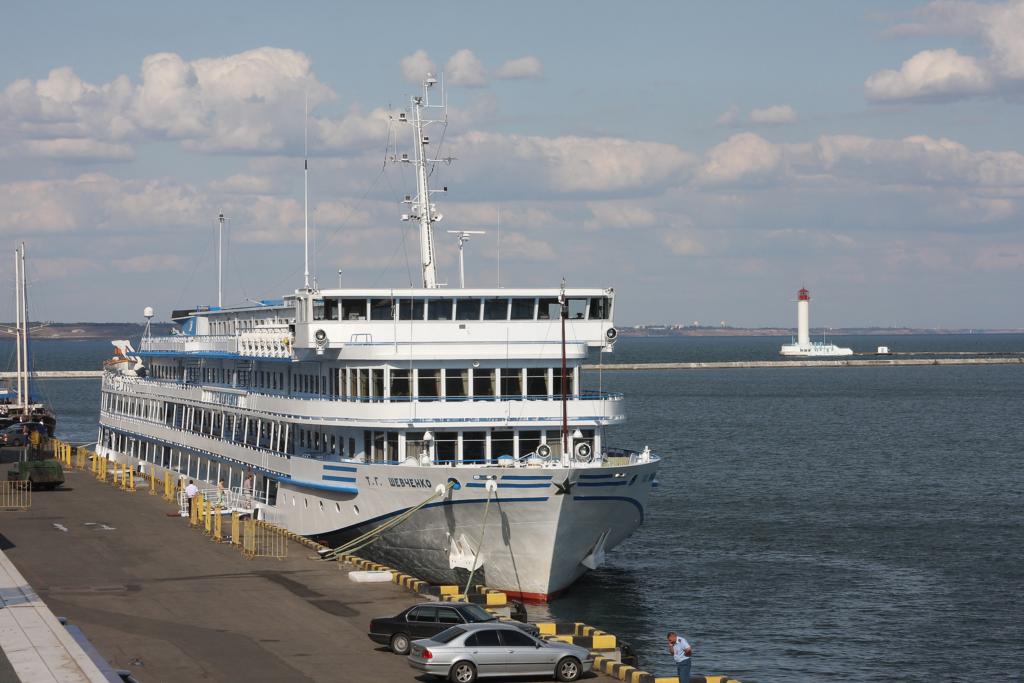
127, 468, 135, 492
190, 494, 200, 526
163, 471, 174, 502
204, 502, 213, 535
213, 507, 223, 541
230, 511, 240, 546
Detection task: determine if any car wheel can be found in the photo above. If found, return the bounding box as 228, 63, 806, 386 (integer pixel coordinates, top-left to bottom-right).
389, 632, 411, 655
448, 661, 477, 683
555, 656, 582, 682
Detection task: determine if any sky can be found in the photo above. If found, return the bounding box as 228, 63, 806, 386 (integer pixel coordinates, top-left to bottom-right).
1, 0, 1023, 328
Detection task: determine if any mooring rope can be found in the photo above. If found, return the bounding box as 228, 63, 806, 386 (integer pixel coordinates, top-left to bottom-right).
462, 481, 495, 596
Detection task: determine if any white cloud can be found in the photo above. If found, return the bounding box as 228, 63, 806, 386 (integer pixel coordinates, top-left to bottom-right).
209, 174, 273, 194
662, 231, 705, 255
749, 104, 798, 124
401, 50, 436, 84
495, 56, 543, 80
0, 47, 339, 156
715, 105, 740, 127
498, 233, 555, 261
452, 131, 695, 194
445, 49, 489, 87
584, 202, 658, 230
698, 133, 782, 185
865, 48, 992, 101
867, 1, 1024, 102
113, 254, 186, 273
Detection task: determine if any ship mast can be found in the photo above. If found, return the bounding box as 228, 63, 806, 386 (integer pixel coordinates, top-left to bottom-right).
397, 74, 447, 289
18, 243, 30, 416
13, 247, 22, 411
559, 278, 569, 466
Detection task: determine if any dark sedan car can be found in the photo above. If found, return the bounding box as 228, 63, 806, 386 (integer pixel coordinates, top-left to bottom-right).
369, 602, 539, 655
0, 422, 47, 447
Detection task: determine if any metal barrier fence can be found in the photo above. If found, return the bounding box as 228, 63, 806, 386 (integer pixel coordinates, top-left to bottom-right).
0, 480, 31, 509
241, 519, 287, 559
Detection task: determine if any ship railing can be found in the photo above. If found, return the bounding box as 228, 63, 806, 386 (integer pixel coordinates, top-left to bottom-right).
141, 335, 238, 355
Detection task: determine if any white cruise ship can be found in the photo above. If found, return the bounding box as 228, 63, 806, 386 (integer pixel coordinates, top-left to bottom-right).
96, 75, 660, 601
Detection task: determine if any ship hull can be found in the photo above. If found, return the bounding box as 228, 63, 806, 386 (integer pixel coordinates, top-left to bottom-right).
276, 461, 657, 600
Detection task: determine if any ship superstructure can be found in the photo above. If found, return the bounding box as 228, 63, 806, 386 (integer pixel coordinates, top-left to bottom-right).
95, 76, 659, 600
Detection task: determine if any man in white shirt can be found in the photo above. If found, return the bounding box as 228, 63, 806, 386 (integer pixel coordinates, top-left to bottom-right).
667, 631, 692, 683
185, 479, 198, 517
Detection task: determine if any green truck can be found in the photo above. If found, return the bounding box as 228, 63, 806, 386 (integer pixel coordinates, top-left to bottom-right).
7, 445, 65, 490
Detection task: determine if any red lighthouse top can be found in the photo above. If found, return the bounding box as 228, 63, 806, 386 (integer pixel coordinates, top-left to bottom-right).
798, 287, 810, 301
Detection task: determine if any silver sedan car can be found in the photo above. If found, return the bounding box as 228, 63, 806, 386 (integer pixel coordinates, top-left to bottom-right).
407, 622, 593, 682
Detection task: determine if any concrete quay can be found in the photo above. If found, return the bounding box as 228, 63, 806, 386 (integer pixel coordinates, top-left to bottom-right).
4, 459, 672, 683
584, 356, 1024, 371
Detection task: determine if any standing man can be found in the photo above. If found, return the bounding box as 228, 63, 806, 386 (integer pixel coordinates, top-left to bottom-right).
185, 479, 199, 517
667, 631, 692, 683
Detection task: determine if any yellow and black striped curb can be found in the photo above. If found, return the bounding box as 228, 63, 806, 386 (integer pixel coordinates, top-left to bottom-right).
538, 622, 617, 650
593, 656, 741, 683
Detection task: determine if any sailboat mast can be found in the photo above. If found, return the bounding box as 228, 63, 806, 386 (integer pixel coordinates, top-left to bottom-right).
14, 247, 22, 410
19, 243, 30, 415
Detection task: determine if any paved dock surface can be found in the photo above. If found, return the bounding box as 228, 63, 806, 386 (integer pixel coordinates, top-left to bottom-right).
1, 465, 601, 682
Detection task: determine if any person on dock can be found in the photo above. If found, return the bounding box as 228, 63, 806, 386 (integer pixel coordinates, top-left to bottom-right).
185, 479, 198, 516
28, 425, 41, 458
217, 479, 226, 508
667, 631, 692, 683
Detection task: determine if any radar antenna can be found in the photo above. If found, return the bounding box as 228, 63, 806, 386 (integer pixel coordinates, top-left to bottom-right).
393, 73, 448, 288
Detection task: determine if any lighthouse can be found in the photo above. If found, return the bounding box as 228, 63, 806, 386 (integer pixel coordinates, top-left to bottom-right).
780, 286, 853, 357
797, 287, 810, 347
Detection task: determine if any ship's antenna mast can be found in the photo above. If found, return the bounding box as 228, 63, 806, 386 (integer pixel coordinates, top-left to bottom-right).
216, 212, 226, 307
303, 92, 311, 290
446, 230, 486, 288
559, 277, 570, 466
396, 73, 447, 288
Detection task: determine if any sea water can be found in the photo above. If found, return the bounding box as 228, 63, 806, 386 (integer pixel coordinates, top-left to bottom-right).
13, 335, 1024, 681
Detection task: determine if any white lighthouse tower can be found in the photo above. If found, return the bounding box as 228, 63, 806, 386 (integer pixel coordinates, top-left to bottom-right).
780, 286, 853, 357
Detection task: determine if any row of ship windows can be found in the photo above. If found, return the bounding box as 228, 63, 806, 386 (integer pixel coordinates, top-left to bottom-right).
145, 364, 578, 401
103, 394, 596, 462
311, 296, 610, 322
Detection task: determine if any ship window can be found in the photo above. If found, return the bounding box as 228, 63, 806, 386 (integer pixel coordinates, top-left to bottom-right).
313, 297, 339, 321
483, 298, 508, 320
463, 431, 485, 463
435, 432, 457, 464
589, 296, 610, 320
427, 298, 453, 320
390, 369, 410, 399
472, 369, 495, 399
545, 431, 564, 457
370, 298, 394, 320
538, 298, 560, 320
491, 430, 514, 459
371, 369, 384, 402
418, 369, 440, 401
553, 370, 575, 397
526, 369, 548, 398
499, 369, 522, 398
519, 430, 542, 457
446, 370, 468, 399
567, 298, 587, 319
398, 298, 425, 320
341, 298, 367, 320
510, 298, 536, 320
405, 431, 426, 460
455, 298, 481, 320
356, 369, 368, 399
